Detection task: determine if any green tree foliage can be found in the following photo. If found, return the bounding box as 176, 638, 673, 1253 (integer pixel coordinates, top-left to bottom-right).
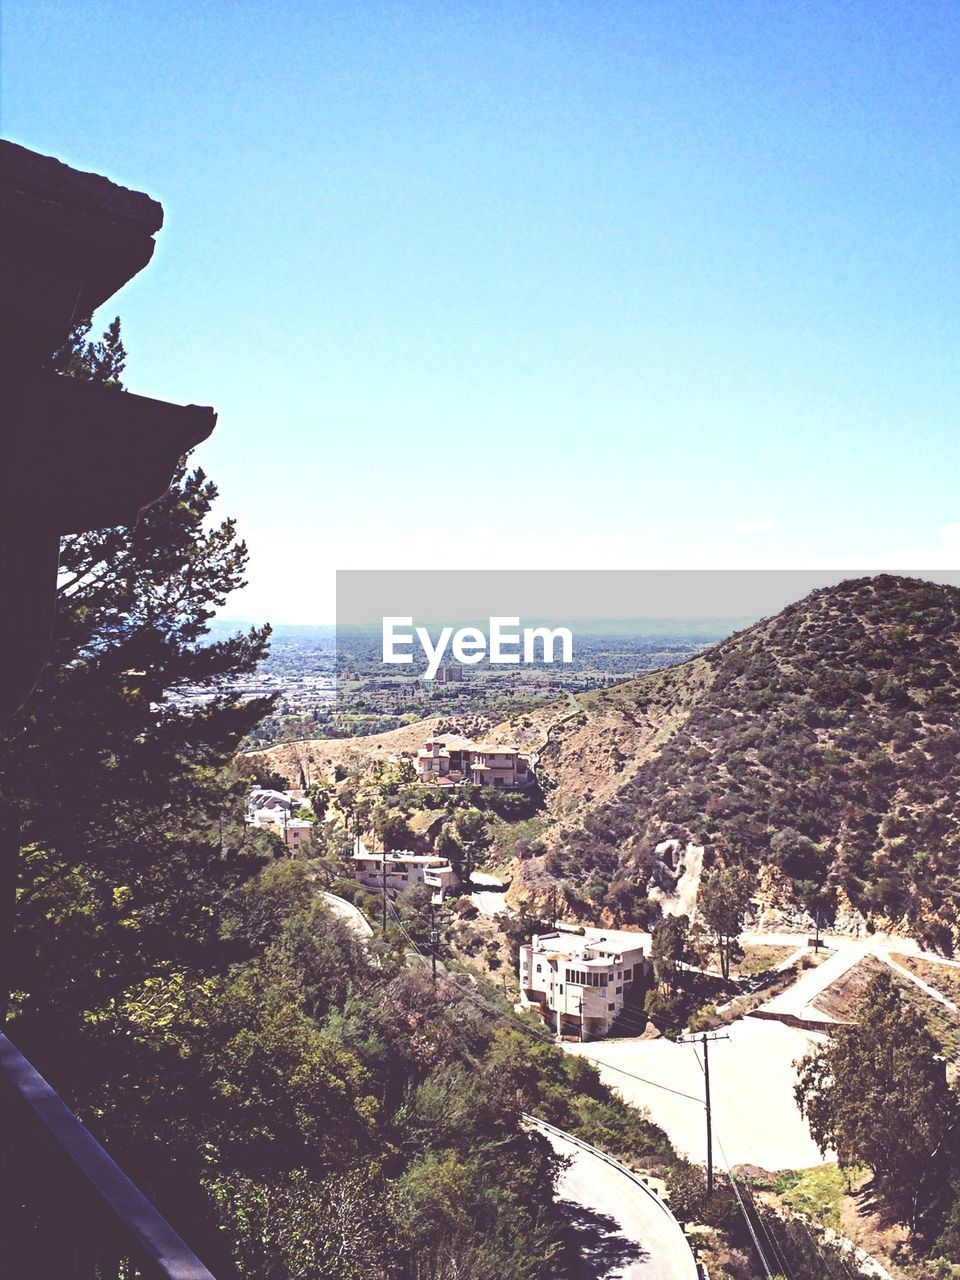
374, 809, 415, 852
650, 912, 689, 995
307, 779, 332, 820
244, 765, 292, 793
5, 317, 276, 1053
5, 319, 660, 1278
454, 806, 491, 879
796, 969, 960, 1234
435, 823, 465, 879
768, 827, 822, 882
698, 867, 751, 979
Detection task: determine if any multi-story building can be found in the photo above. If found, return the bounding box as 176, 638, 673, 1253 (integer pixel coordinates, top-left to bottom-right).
518, 931, 648, 1039
281, 817, 314, 852
351, 849, 460, 899
415, 734, 533, 789
434, 665, 464, 683
246, 788, 315, 851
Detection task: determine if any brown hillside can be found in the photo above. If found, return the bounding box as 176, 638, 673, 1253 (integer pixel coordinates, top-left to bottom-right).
243, 575, 960, 949
544, 574, 960, 949
244, 717, 445, 785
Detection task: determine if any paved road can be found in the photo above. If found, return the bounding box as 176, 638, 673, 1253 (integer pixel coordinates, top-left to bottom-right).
469, 870, 513, 917
759, 945, 860, 1019
318, 890, 374, 938
748, 927, 960, 1020
565, 1016, 826, 1171
527, 1117, 698, 1280
563, 926, 960, 1172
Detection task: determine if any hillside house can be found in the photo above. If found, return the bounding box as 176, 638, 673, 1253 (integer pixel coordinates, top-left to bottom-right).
518, 932, 648, 1039
247, 787, 296, 817
246, 789, 314, 850
352, 849, 459, 899
415, 734, 533, 788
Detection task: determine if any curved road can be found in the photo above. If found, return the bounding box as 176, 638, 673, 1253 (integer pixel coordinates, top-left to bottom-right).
318, 890, 374, 938
525, 1116, 698, 1280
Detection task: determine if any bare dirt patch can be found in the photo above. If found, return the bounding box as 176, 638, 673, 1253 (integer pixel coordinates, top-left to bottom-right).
730, 943, 797, 977
814, 956, 960, 1060
244, 718, 444, 785
893, 953, 960, 1006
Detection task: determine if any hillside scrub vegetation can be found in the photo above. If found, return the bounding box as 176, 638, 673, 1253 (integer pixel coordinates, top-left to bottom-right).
549, 575, 960, 946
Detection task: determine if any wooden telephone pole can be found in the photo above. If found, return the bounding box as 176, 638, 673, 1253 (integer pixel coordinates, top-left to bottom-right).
379, 839, 388, 935
429, 902, 439, 986
679, 1031, 729, 1196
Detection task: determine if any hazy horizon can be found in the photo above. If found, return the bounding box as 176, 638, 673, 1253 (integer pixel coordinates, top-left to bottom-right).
4, 2, 960, 620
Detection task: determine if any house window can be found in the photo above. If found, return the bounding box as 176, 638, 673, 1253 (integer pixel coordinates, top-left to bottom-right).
616, 986, 622, 995
535, 963, 542, 973
608, 1003, 615, 1011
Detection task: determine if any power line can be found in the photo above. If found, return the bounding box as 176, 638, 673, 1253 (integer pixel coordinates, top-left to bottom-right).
684, 1035, 863, 1280
384, 897, 706, 1105
713, 1050, 855, 1280
740, 1178, 796, 1280
677, 1031, 729, 1196
687, 1041, 779, 1280
387, 901, 847, 1280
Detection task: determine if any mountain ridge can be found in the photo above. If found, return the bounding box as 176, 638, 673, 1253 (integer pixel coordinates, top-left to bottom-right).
529, 573, 960, 949
251, 574, 960, 950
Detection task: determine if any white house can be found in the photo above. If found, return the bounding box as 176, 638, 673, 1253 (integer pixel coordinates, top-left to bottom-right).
246, 789, 315, 851
351, 849, 459, 900
247, 787, 296, 818
518, 931, 648, 1040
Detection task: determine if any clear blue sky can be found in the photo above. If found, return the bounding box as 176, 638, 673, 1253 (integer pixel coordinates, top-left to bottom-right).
3, 1, 959, 621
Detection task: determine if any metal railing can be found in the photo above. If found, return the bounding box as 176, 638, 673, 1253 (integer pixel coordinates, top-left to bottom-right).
522, 1111, 700, 1280
0, 1032, 216, 1279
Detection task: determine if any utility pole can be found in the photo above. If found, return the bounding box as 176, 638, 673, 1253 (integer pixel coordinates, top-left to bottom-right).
678, 1031, 729, 1197
578, 995, 584, 1044
379, 839, 387, 935
429, 902, 438, 986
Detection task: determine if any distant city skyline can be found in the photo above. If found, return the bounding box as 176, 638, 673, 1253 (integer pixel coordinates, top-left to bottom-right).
3, 2, 959, 624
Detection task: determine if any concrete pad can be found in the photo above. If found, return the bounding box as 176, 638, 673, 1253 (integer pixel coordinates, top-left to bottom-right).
566, 1016, 828, 1172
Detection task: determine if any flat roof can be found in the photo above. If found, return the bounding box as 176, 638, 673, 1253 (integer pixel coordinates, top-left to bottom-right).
530, 931, 645, 961
352, 851, 449, 866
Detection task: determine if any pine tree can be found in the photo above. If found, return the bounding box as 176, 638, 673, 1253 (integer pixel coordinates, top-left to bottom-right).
3, 317, 277, 1059
698, 867, 750, 979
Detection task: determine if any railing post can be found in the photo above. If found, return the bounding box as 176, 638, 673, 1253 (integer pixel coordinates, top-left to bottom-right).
0, 805, 19, 1027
